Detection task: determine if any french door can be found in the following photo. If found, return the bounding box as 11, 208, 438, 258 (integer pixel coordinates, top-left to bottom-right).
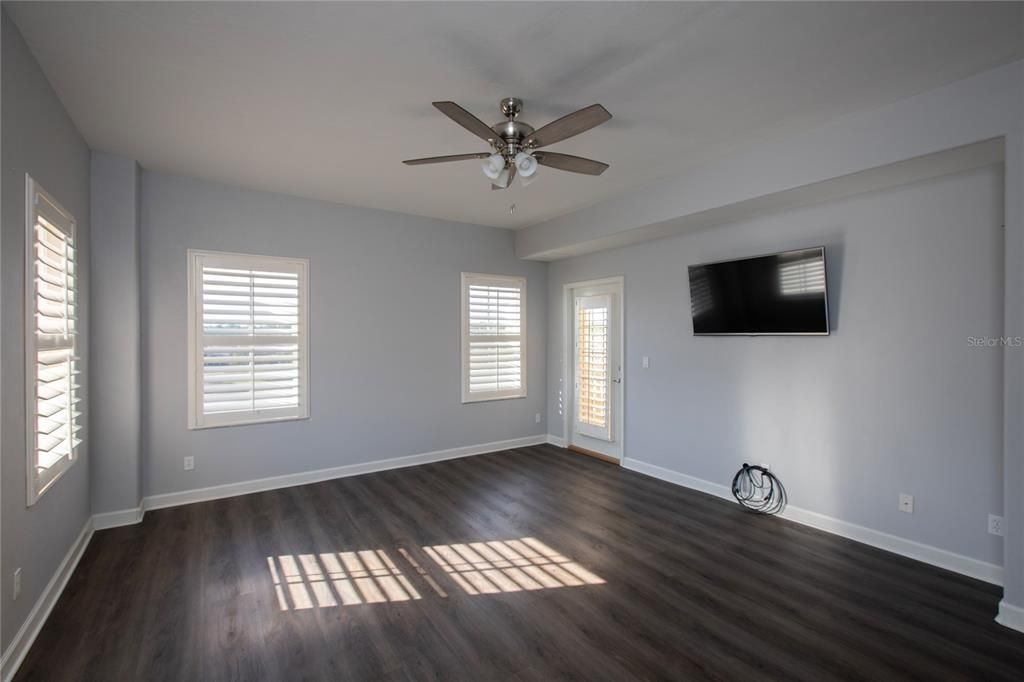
568, 279, 623, 461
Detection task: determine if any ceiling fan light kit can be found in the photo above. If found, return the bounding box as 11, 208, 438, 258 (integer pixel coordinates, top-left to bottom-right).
514, 151, 538, 177
481, 153, 506, 180
403, 97, 612, 191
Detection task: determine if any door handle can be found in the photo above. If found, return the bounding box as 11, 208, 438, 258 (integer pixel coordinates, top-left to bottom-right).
612, 378, 622, 384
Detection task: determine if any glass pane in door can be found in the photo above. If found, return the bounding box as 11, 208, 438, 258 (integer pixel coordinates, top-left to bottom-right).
575, 295, 612, 441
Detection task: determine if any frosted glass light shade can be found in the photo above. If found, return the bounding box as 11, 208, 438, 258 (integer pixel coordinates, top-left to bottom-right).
514, 152, 538, 177
481, 154, 506, 180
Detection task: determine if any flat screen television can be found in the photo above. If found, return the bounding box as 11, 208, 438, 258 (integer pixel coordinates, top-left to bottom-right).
687, 246, 829, 335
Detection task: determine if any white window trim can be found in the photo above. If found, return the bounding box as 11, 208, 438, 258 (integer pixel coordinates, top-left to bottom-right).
25, 175, 80, 506
187, 249, 310, 429
461, 272, 527, 403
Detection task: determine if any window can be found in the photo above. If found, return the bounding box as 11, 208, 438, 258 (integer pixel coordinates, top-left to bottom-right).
187, 250, 309, 428
26, 176, 81, 505
461, 273, 526, 403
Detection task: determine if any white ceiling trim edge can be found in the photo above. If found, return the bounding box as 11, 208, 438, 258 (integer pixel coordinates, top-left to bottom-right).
516, 59, 1024, 261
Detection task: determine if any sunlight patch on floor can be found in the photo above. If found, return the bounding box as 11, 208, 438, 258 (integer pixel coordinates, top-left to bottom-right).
422, 537, 605, 595
268, 537, 602, 609
268, 550, 422, 610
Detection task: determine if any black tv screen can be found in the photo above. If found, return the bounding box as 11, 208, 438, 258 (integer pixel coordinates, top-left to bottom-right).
688, 247, 829, 335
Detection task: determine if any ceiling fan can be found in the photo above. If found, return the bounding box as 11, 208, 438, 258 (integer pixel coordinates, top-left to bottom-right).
403, 98, 611, 190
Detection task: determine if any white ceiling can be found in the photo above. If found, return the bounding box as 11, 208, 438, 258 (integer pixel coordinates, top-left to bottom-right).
7, 2, 1022, 229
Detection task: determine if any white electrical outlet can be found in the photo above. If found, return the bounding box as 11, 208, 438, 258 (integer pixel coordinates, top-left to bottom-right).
899, 493, 914, 514
642, 356, 650, 369
184, 456, 195, 471
989, 514, 1005, 536
13, 568, 21, 600
535, 413, 541, 424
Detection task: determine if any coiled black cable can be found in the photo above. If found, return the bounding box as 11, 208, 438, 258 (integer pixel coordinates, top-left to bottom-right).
731, 463, 786, 515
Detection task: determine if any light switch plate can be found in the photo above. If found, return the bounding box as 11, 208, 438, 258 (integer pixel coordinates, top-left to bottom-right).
899, 493, 914, 514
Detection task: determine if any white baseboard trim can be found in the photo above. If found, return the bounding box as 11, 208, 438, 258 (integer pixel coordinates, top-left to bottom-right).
623, 458, 729, 499
779, 501, 1003, 586
622, 458, 1004, 586
1, 518, 93, 682
996, 600, 1024, 633
144, 434, 547, 512
92, 434, 549, 528
546, 434, 567, 448
92, 506, 144, 530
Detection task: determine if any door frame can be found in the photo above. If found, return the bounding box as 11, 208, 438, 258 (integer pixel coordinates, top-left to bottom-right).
561, 276, 625, 464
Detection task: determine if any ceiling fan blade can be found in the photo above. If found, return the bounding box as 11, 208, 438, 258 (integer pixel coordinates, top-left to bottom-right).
433, 101, 499, 143
533, 151, 609, 176
526, 104, 611, 148
403, 153, 490, 166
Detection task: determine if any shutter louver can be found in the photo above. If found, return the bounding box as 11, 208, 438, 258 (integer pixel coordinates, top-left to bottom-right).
462, 274, 526, 402
36, 348, 82, 468
576, 302, 609, 431
27, 179, 81, 504
189, 253, 308, 428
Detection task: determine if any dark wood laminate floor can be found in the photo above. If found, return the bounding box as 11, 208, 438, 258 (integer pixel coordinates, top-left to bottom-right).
16, 444, 1024, 681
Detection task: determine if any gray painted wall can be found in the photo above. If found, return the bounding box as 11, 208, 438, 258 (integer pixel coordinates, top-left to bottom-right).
1004, 129, 1024, 611
89, 153, 142, 514
548, 165, 1005, 565
139, 171, 546, 498
1, 11, 92, 651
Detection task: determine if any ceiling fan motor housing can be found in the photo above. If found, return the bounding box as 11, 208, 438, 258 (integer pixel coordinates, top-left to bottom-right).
491, 98, 537, 158
491, 120, 535, 156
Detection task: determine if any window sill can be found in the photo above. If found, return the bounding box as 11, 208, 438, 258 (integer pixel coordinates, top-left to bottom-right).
461, 393, 528, 405
28, 454, 77, 507
188, 414, 310, 431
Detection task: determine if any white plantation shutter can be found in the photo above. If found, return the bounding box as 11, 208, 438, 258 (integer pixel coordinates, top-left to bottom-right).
188, 251, 309, 428
461, 273, 527, 402
26, 177, 81, 505
575, 295, 611, 440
